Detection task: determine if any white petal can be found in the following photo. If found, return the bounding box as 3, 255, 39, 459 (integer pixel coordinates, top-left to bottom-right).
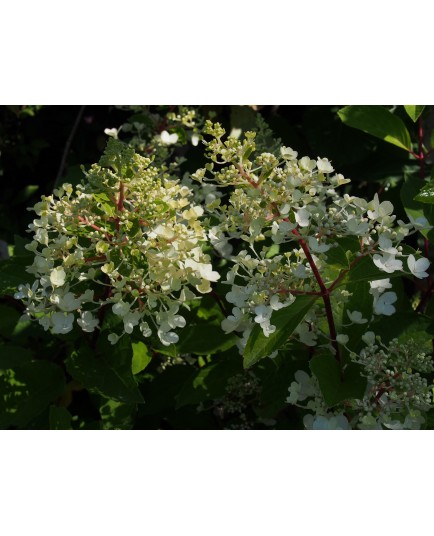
50, 267, 66, 287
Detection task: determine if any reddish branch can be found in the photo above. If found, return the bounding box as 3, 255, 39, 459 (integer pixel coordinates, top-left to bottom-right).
84, 255, 106, 263
237, 164, 343, 366
117, 181, 125, 212
115, 181, 125, 232
292, 228, 341, 364
372, 372, 401, 407
78, 216, 112, 238
327, 252, 369, 293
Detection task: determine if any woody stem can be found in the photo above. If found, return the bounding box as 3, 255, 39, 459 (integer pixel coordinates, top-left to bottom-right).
292, 229, 341, 365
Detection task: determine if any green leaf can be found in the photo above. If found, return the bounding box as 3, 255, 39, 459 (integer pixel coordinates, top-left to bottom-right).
230, 105, 258, 132
99, 399, 136, 430
401, 174, 434, 241
342, 281, 372, 352
254, 356, 305, 420
338, 105, 412, 152
139, 365, 193, 415
310, 355, 367, 407
0, 361, 65, 429
65, 340, 144, 404
265, 243, 280, 259
414, 179, 434, 204
131, 341, 152, 374
325, 236, 360, 268
100, 310, 123, 332
93, 193, 115, 217
371, 312, 434, 352
175, 353, 243, 409
0, 256, 34, 295
347, 255, 403, 284
243, 295, 317, 368
176, 324, 238, 355
404, 105, 425, 123
0, 344, 33, 369
49, 406, 73, 430
0, 305, 20, 337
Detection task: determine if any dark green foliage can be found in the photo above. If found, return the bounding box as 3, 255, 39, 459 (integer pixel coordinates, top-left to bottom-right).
243, 295, 317, 368
310, 355, 367, 408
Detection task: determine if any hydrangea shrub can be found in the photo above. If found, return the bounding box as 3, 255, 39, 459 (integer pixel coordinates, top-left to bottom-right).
4, 105, 434, 429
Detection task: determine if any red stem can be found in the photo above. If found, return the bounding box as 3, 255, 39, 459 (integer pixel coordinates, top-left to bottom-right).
292, 229, 341, 364
78, 216, 112, 238
117, 181, 125, 212
84, 255, 106, 263
116, 181, 125, 233
238, 164, 342, 366
328, 251, 370, 293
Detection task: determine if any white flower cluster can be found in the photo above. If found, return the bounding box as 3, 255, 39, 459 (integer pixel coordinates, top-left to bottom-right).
220, 252, 296, 348
287, 338, 434, 430
196, 121, 431, 348
286, 370, 351, 429
16, 139, 220, 346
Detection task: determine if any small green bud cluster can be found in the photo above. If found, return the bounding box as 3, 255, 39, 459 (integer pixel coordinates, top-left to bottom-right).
288, 338, 434, 430
212, 372, 260, 429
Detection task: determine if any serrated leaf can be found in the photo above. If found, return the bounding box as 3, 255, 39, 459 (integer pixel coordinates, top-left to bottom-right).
243, 295, 317, 368
66, 341, 144, 404
310, 355, 366, 407
338, 105, 412, 152
404, 105, 425, 123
